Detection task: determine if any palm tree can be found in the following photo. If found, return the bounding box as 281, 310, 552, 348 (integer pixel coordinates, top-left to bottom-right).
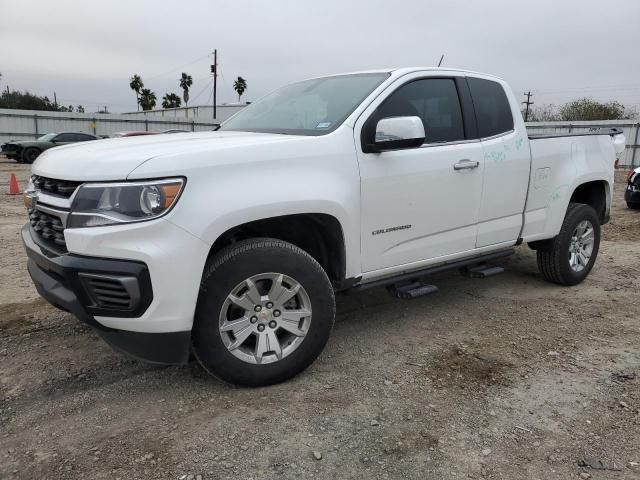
162, 93, 182, 109
179, 73, 193, 108
129, 74, 144, 111
138, 88, 157, 111
233, 76, 247, 102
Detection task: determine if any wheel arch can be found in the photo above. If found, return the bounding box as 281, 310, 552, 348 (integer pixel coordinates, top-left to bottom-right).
206, 213, 348, 288
569, 180, 610, 223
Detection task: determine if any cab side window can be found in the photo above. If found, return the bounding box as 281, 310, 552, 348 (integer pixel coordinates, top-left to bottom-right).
374, 79, 466, 144
467, 78, 514, 138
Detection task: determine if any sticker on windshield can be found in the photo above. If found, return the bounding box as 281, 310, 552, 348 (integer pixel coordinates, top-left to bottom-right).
316, 122, 331, 129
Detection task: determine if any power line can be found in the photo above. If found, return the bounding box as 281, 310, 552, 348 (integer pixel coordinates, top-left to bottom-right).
145, 53, 211, 81
189, 78, 213, 104
534, 84, 640, 94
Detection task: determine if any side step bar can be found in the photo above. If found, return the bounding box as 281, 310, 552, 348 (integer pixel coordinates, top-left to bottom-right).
387, 281, 439, 299
354, 249, 514, 291
461, 263, 505, 278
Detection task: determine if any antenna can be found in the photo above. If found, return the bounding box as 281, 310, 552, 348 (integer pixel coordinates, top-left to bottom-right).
437, 54, 444, 67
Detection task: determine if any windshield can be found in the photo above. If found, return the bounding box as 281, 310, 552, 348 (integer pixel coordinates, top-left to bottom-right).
37, 133, 56, 141
220, 73, 389, 136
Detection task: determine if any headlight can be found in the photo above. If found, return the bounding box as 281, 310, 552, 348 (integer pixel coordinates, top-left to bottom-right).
68, 178, 184, 228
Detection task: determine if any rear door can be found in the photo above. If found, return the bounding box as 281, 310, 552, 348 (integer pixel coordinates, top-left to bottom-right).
467, 77, 530, 247
356, 74, 485, 273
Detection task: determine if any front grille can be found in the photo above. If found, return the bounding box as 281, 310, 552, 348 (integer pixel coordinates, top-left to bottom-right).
32, 175, 81, 198
28, 208, 67, 252
79, 274, 140, 311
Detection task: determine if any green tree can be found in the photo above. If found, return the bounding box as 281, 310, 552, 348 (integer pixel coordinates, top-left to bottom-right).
0, 89, 58, 111
162, 92, 182, 109
558, 98, 635, 121
138, 88, 157, 111
77, 105, 85, 113
523, 104, 560, 122
129, 74, 144, 111
233, 76, 247, 102
179, 72, 193, 107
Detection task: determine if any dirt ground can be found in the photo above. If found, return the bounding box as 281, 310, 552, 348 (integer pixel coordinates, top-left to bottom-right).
1, 158, 638, 480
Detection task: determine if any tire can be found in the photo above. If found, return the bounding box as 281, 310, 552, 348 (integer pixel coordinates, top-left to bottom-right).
627, 202, 640, 210
22, 147, 40, 164
536, 203, 600, 286
192, 238, 336, 387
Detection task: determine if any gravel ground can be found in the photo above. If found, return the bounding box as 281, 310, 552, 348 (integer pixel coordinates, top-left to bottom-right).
1, 158, 639, 479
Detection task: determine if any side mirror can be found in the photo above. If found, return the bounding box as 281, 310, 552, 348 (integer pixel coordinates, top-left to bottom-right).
368, 116, 425, 152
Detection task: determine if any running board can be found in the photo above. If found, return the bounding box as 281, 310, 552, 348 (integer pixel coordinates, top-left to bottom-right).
354, 249, 514, 291
387, 281, 439, 299
461, 264, 505, 278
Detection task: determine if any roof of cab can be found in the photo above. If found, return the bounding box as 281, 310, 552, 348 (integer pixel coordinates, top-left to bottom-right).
313, 66, 505, 82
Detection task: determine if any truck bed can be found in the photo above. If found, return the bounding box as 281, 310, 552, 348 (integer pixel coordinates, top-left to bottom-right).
528, 127, 623, 140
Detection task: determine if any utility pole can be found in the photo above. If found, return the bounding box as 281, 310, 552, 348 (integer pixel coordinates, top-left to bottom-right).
211, 49, 218, 120
522, 91, 534, 122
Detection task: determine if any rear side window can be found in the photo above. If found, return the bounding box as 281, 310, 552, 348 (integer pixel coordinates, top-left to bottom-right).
467, 78, 514, 138
54, 133, 74, 142
74, 133, 95, 141
375, 78, 465, 144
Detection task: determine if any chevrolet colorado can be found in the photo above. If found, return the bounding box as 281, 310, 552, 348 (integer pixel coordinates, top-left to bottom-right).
22, 68, 625, 386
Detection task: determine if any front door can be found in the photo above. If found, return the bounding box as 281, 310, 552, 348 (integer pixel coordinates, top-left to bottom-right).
356, 76, 485, 273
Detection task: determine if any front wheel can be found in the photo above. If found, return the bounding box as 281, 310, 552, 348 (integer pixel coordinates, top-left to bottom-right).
192, 238, 336, 387
536, 203, 600, 286
22, 147, 40, 164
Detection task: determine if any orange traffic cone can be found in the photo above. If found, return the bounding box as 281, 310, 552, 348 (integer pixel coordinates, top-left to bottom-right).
7, 173, 20, 195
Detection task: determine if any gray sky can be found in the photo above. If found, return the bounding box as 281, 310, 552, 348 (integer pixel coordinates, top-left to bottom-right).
1, 0, 638, 113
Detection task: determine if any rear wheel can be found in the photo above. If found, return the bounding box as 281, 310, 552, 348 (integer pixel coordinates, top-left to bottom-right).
22, 147, 40, 164
192, 238, 335, 387
536, 203, 600, 286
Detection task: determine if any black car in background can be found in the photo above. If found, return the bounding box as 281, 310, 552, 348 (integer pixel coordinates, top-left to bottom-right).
625, 167, 640, 209
1, 132, 99, 163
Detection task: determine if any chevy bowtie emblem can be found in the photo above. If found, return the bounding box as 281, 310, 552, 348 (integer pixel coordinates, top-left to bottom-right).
23, 189, 39, 209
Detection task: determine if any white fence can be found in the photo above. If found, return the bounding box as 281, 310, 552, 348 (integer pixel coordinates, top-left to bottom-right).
0, 108, 222, 144
122, 104, 246, 122
526, 120, 640, 167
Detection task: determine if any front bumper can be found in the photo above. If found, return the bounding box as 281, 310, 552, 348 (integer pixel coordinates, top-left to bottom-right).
625, 185, 640, 205
22, 224, 191, 364
1, 145, 21, 159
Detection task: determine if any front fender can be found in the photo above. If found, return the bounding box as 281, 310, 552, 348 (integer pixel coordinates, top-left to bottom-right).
130, 127, 363, 278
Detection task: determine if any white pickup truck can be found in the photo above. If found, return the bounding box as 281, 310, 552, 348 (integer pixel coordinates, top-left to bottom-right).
23, 68, 625, 386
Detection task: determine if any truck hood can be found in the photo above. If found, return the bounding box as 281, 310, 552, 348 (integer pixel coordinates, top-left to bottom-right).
32, 131, 302, 181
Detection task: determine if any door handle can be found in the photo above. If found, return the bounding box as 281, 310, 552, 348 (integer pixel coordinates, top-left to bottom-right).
453, 159, 480, 171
